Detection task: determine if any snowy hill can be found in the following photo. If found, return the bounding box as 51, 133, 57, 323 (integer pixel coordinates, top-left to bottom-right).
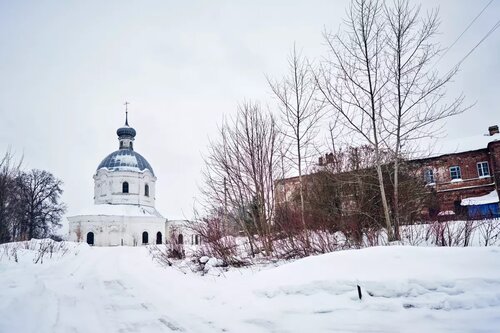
1, 242, 499, 332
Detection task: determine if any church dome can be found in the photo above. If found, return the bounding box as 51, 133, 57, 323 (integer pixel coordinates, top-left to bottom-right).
117, 125, 136, 138
97, 149, 155, 176
96, 110, 155, 176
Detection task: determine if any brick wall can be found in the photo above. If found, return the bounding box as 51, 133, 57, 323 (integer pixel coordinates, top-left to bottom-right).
414, 148, 498, 212
489, 141, 500, 193
278, 138, 500, 218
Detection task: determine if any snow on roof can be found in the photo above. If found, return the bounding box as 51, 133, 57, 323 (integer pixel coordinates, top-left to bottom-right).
73, 204, 164, 218
97, 149, 155, 176
437, 210, 455, 216
461, 190, 500, 206
430, 132, 499, 157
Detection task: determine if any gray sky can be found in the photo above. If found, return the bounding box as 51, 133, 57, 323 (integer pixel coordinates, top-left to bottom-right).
0, 0, 499, 228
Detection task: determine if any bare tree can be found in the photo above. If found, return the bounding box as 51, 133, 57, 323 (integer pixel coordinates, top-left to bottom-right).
0, 151, 22, 243
316, 0, 396, 240
384, 0, 466, 238
202, 101, 282, 256
15, 169, 66, 240
316, 0, 468, 240
268, 47, 324, 245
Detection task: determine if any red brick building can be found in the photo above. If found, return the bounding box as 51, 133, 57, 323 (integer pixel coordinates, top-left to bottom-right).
412, 125, 500, 218
277, 125, 500, 220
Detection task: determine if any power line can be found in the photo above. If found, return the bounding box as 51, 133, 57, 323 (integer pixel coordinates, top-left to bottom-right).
436, 0, 495, 66
454, 18, 500, 68
440, 17, 500, 80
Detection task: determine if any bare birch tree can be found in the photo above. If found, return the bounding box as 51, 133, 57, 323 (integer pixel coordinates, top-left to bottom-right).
384, 0, 466, 238
268, 47, 324, 245
316, 0, 396, 240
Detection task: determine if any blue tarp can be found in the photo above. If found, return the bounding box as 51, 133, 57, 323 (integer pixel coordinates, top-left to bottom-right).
467, 203, 500, 218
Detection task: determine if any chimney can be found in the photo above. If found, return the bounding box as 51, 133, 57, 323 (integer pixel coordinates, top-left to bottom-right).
488, 125, 499, 136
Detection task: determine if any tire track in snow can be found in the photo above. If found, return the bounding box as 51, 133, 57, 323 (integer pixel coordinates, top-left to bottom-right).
86, 248, 187, 333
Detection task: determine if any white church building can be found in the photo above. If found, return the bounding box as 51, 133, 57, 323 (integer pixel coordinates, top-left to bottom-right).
68, 113, 195, 246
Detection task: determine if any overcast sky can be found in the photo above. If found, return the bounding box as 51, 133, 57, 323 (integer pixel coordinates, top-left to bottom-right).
0, 0, 499, 229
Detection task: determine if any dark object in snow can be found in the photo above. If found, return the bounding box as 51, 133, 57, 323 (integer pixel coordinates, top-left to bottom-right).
357, 285, 362, 300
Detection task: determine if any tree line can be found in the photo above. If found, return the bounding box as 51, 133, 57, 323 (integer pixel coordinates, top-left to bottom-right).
0, 151, 66, 244
198, 0, 466, 260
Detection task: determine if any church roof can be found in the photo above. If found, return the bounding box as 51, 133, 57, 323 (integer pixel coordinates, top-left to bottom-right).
96, 110, 155, 176
97, 149, 155, 176
71, 203, 163, 218
116, 125, 136, 138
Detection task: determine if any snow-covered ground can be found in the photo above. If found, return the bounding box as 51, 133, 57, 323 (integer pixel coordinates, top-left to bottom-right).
1, 241, 500, 332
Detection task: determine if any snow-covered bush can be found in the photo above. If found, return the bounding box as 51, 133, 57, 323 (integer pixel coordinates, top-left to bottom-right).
189, 218, 251, 267
399, 219, 500, 247
149, 218, 500, 274
477, 218, 500, 246
0, 239, 85, 264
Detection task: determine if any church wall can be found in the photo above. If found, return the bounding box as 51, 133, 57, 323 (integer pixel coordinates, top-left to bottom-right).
94, 169, 156, 207
68, 215, 166, 246
165, 220, 201, 245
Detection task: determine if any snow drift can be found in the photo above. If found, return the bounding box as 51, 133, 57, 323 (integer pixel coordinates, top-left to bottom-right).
1, 242, 500, 332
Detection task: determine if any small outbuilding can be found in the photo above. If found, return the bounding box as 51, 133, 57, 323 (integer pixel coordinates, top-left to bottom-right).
461, 190, 500, 219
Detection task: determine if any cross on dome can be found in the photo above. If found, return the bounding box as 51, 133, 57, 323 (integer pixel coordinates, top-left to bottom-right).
117, 102, 136, 150
124, 101, 130, 126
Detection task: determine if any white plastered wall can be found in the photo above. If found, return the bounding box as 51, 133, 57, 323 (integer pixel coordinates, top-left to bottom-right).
68, 215, 166, 246
93, 169, 156, 207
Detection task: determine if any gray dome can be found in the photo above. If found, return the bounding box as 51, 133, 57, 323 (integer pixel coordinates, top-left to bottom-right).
117, 126, 136, 138
97, 149, 155, 176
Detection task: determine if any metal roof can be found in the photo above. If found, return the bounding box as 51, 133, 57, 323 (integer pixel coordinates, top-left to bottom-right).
97, 149, 155, 176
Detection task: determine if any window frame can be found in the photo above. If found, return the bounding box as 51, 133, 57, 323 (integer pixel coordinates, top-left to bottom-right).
145, 184, 149, 197
424, 168, 435, 184
449, 166, 462, 180
122, 181, 129, 193
477, 161, 490, 178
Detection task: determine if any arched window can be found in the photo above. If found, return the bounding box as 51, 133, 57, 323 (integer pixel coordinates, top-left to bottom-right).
122, 182, 129, 193
145, 184, 149, 197
142, 231, 148, 244
178, 234, 183, 244
156, 231, 162, 244
86, 232, 94, 246
195, 235, 200, 245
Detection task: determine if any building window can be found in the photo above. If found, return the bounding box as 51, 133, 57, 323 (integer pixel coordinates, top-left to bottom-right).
477, 161, 490, 177
450, 166, 461, 180
142, 231, 148, 244
122, 182, 129, 193
424, 168, 435, 184
145, 184, 149, 197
